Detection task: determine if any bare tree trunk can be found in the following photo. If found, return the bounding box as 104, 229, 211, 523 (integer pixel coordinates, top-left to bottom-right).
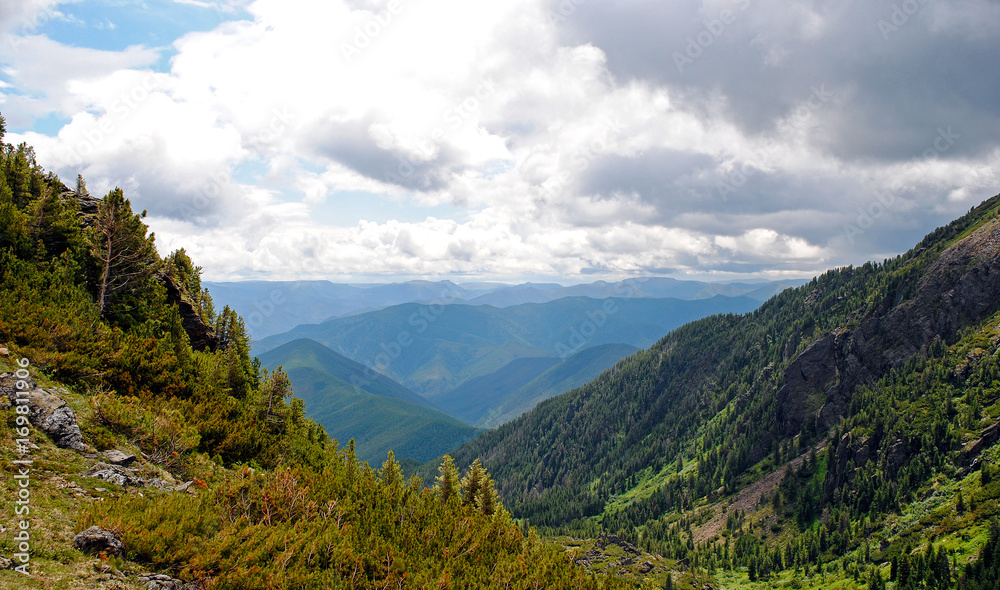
97, 208, 114, 317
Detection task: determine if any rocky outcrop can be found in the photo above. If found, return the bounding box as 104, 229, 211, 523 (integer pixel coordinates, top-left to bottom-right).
959, 417, 1000, 468
0, 373, 88, 451
73, 527, 125, 557
160, 272, 219, 351
776, 217, 1000, 438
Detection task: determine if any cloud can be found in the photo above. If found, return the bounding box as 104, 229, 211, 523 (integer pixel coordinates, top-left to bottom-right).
3, 0, 1000, 282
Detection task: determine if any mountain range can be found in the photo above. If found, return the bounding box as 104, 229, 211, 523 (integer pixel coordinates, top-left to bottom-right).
207, 277, 802, 340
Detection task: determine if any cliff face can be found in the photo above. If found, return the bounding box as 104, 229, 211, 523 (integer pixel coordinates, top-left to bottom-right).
161, 272, 219, 352
776, 215, 1000, 438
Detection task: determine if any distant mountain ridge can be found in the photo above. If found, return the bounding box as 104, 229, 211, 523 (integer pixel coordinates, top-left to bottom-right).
207, 277, 802, 339
254, 295, 761, 399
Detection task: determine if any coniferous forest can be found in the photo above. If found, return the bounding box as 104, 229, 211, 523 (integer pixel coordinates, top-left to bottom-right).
2, 105, 1000, 590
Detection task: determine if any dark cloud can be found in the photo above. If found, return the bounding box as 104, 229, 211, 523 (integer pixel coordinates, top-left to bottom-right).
302, 118, 459, 192
554, 0, 1000, 162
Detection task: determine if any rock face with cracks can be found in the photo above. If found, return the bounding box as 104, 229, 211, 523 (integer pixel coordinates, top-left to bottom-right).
776, 218, 1000, 439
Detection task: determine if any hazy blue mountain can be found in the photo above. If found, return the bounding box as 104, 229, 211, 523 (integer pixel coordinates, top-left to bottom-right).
461, 277, 803, 308
255, 295, 761, 399
474, 342, 640, 428
205, 279, 483, 339
429, 342, 640, 427
258, 338, 480, 463
426, 356, 562, 425
207, 277, 801, 339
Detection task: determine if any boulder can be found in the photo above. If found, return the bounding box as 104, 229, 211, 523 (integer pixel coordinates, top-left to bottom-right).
101, 449, 137, 466
0, 373, 87, 451
73, 527, 125, 557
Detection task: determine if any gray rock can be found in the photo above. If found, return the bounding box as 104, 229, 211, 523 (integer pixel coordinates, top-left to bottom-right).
85, 463, 145, 488
0, 373, 88, 451
102, 450, 137, 466
138, 572, 198, 589
73, 526, 125, 557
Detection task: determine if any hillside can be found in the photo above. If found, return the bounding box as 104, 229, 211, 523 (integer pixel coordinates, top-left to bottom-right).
430, 342, 640, 427
442, 194, 1000, 589
204, 279, 494, 339
258, 338, 481, 463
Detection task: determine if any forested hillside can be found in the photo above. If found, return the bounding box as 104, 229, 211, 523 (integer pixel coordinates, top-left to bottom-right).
445, 193, 1000, 589
258, 338, 481, 463
0, 114, 625, 589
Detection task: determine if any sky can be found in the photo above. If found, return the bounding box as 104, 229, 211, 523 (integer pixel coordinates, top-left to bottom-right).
1, 0, 999, 283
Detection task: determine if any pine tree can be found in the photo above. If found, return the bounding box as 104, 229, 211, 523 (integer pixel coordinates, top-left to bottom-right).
86, 187, 159, 318
479, 471, 499, 516
76, 173, 88, 197
868, 567, 886, 590
461, 459, 485, 509
435, 455, 460, 504
381, 450, 403, 498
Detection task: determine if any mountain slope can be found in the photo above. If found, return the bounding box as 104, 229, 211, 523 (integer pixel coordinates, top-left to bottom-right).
258, 338, 480, 463
428, 343, 640, 428
427, 356, 562, 425
476, 342, 640, 428
260, 337, 431, 407
440, 194, 1000, 587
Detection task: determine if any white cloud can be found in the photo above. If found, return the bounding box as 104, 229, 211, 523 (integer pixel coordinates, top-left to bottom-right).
4, 0, 999, 282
